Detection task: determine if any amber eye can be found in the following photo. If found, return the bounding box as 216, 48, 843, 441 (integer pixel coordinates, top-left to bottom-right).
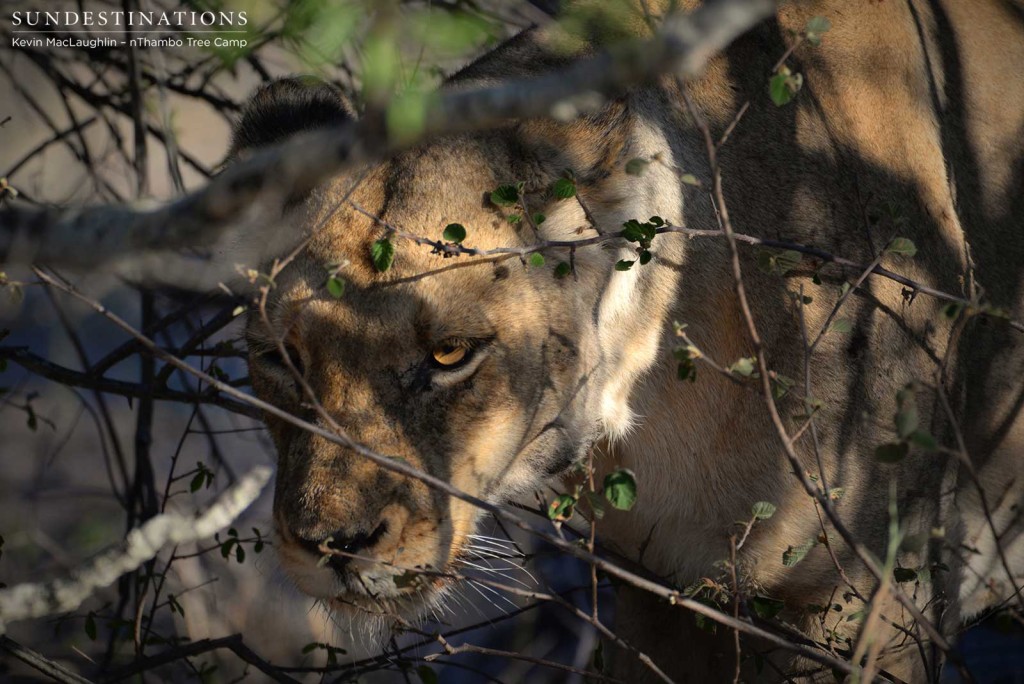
432, 344, 467, 367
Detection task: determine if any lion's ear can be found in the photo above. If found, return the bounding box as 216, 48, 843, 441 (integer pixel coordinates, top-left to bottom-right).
229, 77, 353, 159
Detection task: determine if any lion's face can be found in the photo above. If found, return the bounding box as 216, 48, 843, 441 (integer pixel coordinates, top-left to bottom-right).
246, 163, 614, 622
235, 73, 649, 625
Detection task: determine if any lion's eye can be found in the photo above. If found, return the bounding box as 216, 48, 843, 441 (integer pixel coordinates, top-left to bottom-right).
431, 344, 468, 367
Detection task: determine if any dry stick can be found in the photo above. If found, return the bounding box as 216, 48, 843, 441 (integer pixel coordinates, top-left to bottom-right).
99, 634, 298, 684
796, 258, 936, 669
729, 535, 743, 684
0, 346, 260, 419
796, 250, 894, 607
428, 632, 622, 683
350, 202, 1024, 336
0, 636, 95, 684
586, 447, 600, 623
32, 267, 861, 681
677, 88, 971, 680
934, 380, 1024, 612
0, 0, 776, 267
40, 289, 131, 509
86, 294, 236, 377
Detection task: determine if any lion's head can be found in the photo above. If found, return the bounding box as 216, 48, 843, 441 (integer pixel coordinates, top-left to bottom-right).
235, 75, 672, 624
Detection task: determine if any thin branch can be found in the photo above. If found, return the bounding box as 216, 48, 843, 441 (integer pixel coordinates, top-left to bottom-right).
100, 634, 298, 684
0, 636, 95, 684
0, 346, 260, 419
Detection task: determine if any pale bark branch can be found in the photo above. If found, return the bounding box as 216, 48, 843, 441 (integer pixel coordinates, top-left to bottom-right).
0, 466, 271, 633
0, 0, 775, 268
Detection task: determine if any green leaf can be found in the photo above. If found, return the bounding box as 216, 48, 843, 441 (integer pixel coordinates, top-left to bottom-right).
757, 249, 803, 276
326, 275, 345, 299
693, 597, 719, 633
548, 494, 577, 521
729, 357, 756, 377
782, 538, 818, 567
895, 385, 919, 439
875, 442, 909, 463
554, 262, 572, 279
603, 468, 638, 511
751, 596, 785, 620
942, 303, 963, 319
371, 238, 395, 272
507, 214, 522, 224
680, 173, 700, 186
625, 158, 649, 176
829, 319, 852, 334
770, 72, 795, 106
893, 567, 918, 583
490, 184, 519, 207
189, 471, 205, 493
532, 213, 546, 225
301, 642, 320, 655
529, 253, 545, 267
804, 16, 831, 45
909, 430, 938, 451
552, 177, 577, 199
772, 373, 795, 399
442, 223, 467, 243
639, 250, 653, 265
235, 545, 245, 564
85, 612, 97, 641
615, 260, 634, 271
751, 501, 777, 520
417, 665, 439, 684
621, 222, 647, 243
886, 237, 918, 257
674, 346, 698, 383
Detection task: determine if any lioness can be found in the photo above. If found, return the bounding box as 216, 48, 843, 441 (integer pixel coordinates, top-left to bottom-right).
237, 1, 1024, 680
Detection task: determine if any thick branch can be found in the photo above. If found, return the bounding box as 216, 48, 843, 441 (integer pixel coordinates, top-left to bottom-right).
0, 0, 775, 267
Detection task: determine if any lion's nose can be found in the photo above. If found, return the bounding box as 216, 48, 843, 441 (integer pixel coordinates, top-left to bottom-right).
296, 520, 389, 574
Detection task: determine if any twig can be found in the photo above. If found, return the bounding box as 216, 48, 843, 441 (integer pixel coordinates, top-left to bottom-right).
0, 346, 260, 419
100, 634, 298, 684
678, 84, 971, 679
0, 636, 95, 684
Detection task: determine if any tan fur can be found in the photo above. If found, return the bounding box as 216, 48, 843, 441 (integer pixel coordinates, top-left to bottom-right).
240, 1, 1024, 680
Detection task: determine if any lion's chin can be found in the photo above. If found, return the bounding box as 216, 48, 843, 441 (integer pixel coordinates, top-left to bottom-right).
324, 580, 450, 633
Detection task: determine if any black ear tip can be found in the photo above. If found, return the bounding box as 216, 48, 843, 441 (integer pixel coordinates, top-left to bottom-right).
229, 76, 352, 157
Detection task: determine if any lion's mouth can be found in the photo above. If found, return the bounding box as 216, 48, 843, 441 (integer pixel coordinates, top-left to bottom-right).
325, 572, 451, 621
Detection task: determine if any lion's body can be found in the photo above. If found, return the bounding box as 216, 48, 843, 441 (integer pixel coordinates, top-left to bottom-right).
239, 1, 1024, 680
